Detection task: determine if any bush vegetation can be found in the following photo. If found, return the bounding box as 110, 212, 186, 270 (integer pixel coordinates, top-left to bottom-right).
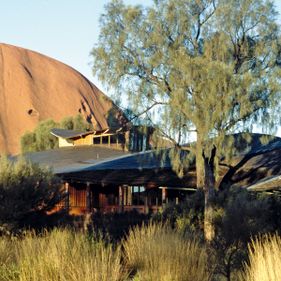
152, 188, 281, 281
0, 198, 280, 280
20, 114, 92, 153
0, 157, 62, 234
0, 156, 280, 281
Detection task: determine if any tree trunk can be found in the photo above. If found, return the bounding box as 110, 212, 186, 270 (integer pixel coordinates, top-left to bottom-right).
196, 133, 217, 241
202, 146, 217, 242
196, 137, 205, 189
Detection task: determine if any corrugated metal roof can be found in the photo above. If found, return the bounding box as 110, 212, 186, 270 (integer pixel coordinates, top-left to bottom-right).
60, 133, 281, 188
22, 146, 129, 174
19, 133, 281, 189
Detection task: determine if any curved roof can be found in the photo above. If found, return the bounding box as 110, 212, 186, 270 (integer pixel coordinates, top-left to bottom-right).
50, 127, 124, 140
50, 128, 95, 139
22, 132, 281, 189
21, 146, 130, 174
61, 133, 281, 188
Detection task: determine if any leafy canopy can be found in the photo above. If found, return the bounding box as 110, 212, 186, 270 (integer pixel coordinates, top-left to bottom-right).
21, 114, 92, 153
92, 0, 281, 176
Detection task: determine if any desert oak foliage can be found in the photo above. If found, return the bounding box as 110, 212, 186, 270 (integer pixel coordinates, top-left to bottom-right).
91, 0, 281, 240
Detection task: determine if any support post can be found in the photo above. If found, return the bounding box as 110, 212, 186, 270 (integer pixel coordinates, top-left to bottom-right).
119, 186, 124, 213
144, 189, 149, 214
137, 186, 140, 205
65, 182, 70, 212
86, 182, 91, 213
162, 187, 167, 206
128, 186, 132, 206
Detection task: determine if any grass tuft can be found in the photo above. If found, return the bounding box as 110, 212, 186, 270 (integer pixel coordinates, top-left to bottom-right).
123, 223, 210, 281
0, 229, 127, 281
242, 234, 281, 281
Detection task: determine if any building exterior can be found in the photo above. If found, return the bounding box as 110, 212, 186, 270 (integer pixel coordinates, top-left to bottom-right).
51, 125, 154, 152
31, 127, 186, 215
24, 132, 281, 216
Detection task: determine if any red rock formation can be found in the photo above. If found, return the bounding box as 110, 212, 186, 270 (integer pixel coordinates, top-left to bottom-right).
0, 43, 126, 154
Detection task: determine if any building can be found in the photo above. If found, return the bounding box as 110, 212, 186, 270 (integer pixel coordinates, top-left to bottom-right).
24, 132, 281, 215
50, 125, 154, 152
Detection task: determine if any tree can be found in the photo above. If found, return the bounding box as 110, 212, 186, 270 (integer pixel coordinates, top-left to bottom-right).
0, 157, 63, 232
91, 0, 281, 240
60, 114, 93, 131
21, 119, 59, 153
21, 115, 92, 153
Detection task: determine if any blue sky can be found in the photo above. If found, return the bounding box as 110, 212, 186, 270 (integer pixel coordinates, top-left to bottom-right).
1, 0, 280, 94
0, 0, 152, 92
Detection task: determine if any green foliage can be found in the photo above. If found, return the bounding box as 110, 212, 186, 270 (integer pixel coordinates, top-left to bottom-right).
20, 132, 37, 153
0, 157, 62, 233
34, 119, 59, 152
211, 188, 273, 281
20, 114, 92, 153
153, 190, 205, 234
20, 119, 59, 153
60, 114, 92, 131
155, 189, 281, 281
89, 211, 150, 241
92, 0, 281, 242
91, 0, 281, 178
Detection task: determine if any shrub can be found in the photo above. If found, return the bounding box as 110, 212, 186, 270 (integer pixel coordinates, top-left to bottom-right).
153, 190, 205, 234
155, 189, 277, 281
89, 211, 150, 241
0, 157, 62, 233
123, 223, 211, 281
212, 188, 273, 281
241, 234, 281, 281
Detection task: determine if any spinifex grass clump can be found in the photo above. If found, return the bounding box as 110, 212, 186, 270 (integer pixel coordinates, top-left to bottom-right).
0, 229, 127, 281
242, 234, 281, 281
18, 229, 126, 281
123, 223, 210, 281
0, 237, 18, 281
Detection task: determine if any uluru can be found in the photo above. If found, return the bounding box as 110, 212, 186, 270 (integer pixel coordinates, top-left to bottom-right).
0, 43, 125, 155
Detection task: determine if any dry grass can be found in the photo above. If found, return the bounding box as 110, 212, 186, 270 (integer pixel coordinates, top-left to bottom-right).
242, 234, 281, 281
0, 237, 17, 281
0, 229, 127, 281
123, 223, 210, 281
0, 225, 212, 281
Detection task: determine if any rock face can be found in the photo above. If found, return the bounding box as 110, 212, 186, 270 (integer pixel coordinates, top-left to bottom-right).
0, 43, 126, 155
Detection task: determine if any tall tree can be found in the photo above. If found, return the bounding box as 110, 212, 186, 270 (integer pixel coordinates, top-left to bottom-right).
91, 0, 281, 240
